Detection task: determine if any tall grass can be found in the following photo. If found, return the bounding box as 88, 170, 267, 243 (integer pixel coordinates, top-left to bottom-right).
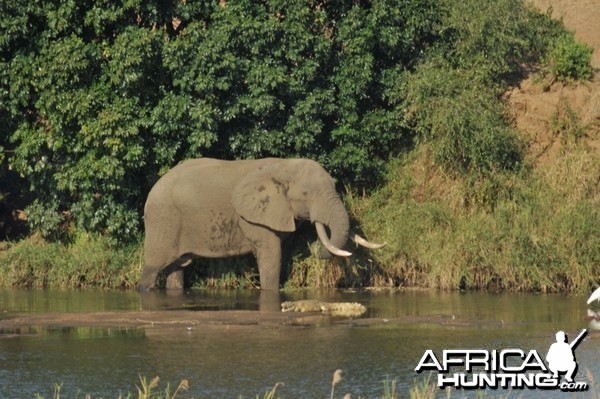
349, 144, 600, 294
0, 233, 142, 289
2, 143, 599, 293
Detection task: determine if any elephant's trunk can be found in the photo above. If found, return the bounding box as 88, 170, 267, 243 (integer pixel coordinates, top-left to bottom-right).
311, 193, 350, 259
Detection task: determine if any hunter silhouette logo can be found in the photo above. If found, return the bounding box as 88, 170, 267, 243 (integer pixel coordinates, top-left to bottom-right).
415, 329, 589, 392
546, 329, 586, 384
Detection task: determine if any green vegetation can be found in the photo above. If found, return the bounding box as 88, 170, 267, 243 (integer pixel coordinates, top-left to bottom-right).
350, 144, 600, 293
0, 0, 597, 293
1, 0, 442, 241
544, 32, 594, 82
0, 234, 141, 289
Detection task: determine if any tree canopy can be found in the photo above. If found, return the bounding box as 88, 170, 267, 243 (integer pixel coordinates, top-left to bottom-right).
0, 0, 574, 241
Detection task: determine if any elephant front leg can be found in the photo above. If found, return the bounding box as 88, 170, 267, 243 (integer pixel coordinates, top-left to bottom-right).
240, 224, 283, 290
255, 243, 282, 290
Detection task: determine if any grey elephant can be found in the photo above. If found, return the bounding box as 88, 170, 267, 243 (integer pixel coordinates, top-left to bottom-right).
138, 158, 384, 291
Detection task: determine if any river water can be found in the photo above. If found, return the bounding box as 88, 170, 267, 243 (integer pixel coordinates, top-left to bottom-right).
0, 289, 598, 398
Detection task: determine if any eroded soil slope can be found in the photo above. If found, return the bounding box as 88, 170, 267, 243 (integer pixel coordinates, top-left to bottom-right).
508, 0, 600, 165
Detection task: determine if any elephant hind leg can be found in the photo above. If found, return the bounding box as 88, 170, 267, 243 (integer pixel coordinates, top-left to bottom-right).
138, 261, 185, 291
163, 261, 185, 290
164, 253, 197, 289
140, 254, 194, 291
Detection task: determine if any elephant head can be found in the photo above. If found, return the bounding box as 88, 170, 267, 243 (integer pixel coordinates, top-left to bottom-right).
231, 158, 382, 258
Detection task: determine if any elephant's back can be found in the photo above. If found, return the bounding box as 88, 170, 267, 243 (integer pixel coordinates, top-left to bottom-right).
145, 158, 283, 208
158, 158, 281, 179
160, 157, 280, 185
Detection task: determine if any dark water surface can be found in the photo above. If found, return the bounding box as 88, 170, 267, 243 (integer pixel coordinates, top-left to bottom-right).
0, 289, 598, 398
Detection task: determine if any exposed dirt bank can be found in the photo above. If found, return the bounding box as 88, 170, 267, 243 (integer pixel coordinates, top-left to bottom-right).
529, 0, 600, 68
508, 1, 600, 167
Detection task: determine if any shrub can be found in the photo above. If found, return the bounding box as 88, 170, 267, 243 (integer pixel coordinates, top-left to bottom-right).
0, 234, 141, 289
0, 0, 592, 245
399, 62, 525, 176
351, 146, 600, 293
545, 32, 593, 82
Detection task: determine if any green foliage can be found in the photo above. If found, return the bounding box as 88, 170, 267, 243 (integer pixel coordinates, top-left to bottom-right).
437, 0, 542, 84
400, 62, 525, 175
544, 32, 593, 82
389, 0, 582, 177
352, 146, 600, 294
1, 0, 440, 241
0, 0, 592, 244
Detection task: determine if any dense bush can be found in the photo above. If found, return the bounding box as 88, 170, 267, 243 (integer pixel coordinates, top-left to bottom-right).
0, 0, 591, 243
0, 0, 441, 241
0, 234, 141, 288
391, 0, 571, 177
398, 62, 525, 176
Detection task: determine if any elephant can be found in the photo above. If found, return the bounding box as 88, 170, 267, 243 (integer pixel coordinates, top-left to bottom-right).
138, 158, 384, 291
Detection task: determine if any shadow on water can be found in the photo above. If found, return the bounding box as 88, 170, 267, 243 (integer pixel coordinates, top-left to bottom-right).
0, 288, 599, 398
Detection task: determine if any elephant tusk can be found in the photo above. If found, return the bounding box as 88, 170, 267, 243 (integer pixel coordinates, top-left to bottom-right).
315, 222, 352, 257
349, 231, 386, 249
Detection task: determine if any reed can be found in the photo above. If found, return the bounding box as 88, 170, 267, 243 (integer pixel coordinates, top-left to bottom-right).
33, 371, 600, 399
136, 375, 189, 399
331, 369, 343, 399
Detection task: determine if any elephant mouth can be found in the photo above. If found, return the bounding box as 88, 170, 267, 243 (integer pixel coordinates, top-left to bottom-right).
314, 222, 385, 257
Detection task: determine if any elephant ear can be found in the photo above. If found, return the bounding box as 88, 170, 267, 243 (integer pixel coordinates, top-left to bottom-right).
231, 166, 296, 232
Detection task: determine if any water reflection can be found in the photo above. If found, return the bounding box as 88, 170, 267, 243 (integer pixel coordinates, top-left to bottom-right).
0, 289, 598, 398
0, 288, 141, 314
587, 308, 600, 331
0, 325, 144, 339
